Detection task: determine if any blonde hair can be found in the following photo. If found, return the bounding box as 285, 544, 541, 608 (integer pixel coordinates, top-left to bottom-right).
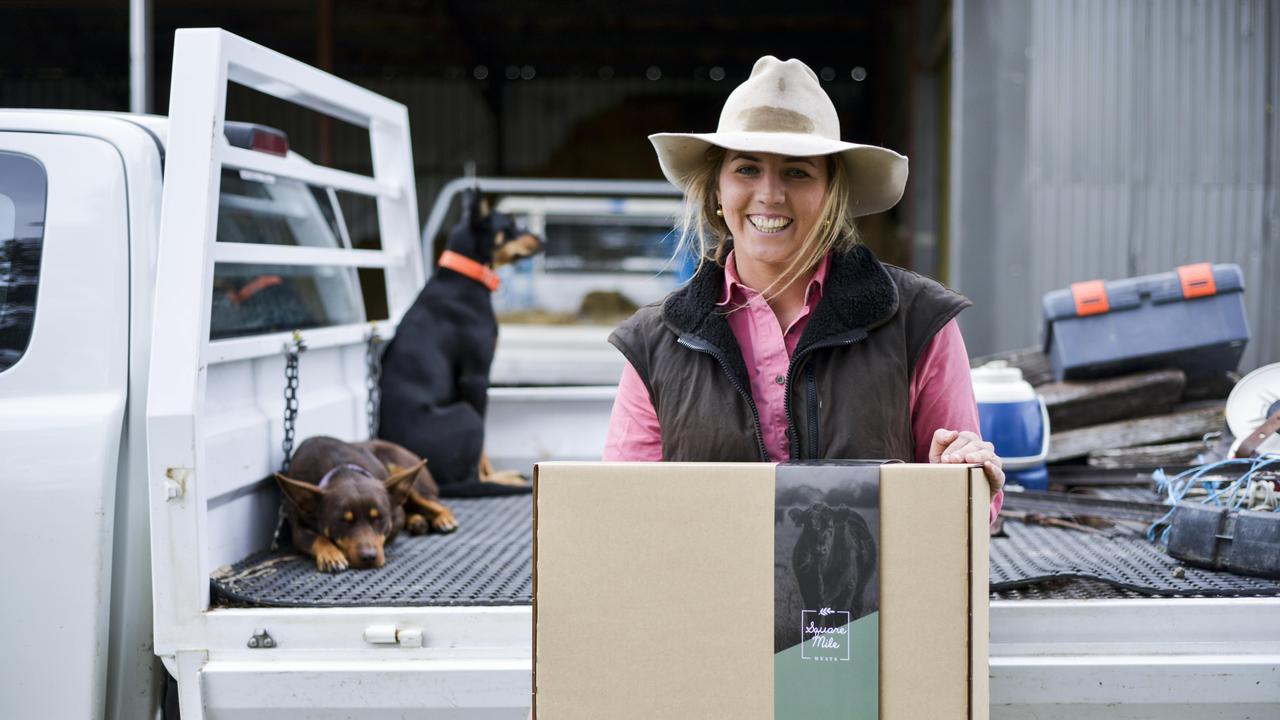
673, 146, 860, 301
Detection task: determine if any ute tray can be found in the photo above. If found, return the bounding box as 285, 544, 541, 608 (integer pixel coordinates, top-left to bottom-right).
212, 494, 531, 607
990, 519, 1280, 599
211, 492, 1280, 608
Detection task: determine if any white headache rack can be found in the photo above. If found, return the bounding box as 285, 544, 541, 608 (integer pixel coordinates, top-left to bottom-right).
145, 29, 529, 719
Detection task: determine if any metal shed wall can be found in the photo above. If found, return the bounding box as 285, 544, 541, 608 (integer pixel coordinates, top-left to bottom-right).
953, 0, 1278, 372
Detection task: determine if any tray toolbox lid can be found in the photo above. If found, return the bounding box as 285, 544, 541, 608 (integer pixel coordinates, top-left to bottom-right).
1041, 263, 1244, 352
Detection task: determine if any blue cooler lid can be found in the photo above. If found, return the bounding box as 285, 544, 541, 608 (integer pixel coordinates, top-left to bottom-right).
977, 399, 1049, 468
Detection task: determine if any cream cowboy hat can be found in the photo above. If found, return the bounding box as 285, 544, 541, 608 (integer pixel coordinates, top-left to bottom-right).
649, 56, 908, 217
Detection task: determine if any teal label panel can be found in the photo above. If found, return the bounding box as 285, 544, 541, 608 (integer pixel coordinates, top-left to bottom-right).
774, 463, 881, 719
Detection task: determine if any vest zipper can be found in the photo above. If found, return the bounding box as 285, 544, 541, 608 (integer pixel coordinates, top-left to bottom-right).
806, 362, 818, 458
784, 329, 869, 459
677, 335, 770, 461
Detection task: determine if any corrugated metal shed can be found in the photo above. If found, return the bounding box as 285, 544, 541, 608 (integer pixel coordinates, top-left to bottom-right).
954, 0, 1278, 371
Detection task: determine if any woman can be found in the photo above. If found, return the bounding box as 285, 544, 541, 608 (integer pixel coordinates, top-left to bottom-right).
604, 56, 1005, 519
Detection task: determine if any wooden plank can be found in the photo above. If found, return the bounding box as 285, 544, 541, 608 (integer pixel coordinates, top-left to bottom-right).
1047, 403, 1226, 463
970, 346, 1054, 387
1182, 370, 1240, 402
1039, 369, 1186, 432
1087, 440, 1208, 469
1048, 468, 1162, 487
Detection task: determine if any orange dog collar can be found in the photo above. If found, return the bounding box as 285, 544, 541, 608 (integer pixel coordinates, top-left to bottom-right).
438, 250, 501, 292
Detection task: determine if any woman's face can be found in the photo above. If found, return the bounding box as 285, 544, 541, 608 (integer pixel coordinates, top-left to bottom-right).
716, 151, 829, 281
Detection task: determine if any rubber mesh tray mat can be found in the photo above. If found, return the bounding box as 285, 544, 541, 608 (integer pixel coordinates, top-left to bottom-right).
991, 520, 1280, 597
211, 495, 531, 607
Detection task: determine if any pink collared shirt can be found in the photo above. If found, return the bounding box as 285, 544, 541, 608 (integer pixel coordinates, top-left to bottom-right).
604, 250, 1004, 524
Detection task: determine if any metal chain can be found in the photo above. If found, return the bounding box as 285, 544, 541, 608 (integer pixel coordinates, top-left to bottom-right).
280, 333, 305, 472
270, 330, 306, 551
365, 322, 384, 439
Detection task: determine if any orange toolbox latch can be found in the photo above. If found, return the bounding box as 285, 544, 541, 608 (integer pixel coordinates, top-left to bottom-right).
1177, 263, 1217, 299
1070, 280, 1110, 317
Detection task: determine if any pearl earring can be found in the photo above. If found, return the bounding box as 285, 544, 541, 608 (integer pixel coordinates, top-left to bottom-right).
715, 206, 723, 217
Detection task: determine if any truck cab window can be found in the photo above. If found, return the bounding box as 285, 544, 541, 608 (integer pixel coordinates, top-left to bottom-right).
0, 152, 47, 372
211, 168, 365, 339
543, 216, 673, 274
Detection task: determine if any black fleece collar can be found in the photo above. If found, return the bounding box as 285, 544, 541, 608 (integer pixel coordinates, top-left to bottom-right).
661, 244, 900, 387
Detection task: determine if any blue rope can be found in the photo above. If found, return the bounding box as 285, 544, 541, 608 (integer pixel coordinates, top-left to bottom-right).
1147, 454, 1280, 544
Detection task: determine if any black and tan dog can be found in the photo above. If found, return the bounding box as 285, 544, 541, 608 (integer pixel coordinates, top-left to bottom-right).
378, 189, 542, 497
275, 436, 458, 572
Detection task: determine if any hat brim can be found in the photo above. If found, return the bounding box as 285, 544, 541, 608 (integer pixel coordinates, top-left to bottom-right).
649, 131, 908, 217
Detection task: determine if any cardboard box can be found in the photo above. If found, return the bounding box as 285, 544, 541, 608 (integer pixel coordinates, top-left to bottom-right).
533, 461, 989, 720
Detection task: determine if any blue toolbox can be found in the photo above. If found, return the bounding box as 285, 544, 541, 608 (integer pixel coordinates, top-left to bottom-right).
1042, 263, 1249, 381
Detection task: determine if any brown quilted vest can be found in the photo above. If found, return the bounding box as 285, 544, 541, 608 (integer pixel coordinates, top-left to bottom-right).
608, 245, 972, 462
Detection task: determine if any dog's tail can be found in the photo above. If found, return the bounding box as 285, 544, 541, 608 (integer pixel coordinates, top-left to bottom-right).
437, 481, 533, 498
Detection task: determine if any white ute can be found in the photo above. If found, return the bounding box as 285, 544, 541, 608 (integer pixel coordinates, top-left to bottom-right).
0, 29, 527, 720
3, 26, 1279, 720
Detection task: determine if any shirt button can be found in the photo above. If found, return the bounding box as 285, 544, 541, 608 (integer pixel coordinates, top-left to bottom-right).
775, 375, 785, 385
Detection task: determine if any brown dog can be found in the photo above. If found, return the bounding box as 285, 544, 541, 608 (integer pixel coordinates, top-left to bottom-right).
275, 436, 458, 572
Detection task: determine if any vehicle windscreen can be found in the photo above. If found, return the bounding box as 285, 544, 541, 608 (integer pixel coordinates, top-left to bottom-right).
211, 168, 365, 339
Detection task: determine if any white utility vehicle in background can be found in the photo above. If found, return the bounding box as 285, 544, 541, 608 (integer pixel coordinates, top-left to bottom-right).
0, 29, 526, 720
490, 190, 682, 317
421, 177, 682, 385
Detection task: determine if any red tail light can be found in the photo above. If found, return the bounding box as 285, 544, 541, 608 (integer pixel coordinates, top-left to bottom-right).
250, 129, 288, 156
224, 122, 289, 157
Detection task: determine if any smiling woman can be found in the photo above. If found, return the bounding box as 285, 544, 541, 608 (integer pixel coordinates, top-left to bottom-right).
603, 55, 1006, 513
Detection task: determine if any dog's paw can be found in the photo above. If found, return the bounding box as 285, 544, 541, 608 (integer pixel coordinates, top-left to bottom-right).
431, 508, 460, 534
406, 513, 429, 535
314, 544, 349, 573
482, 470, 529, 487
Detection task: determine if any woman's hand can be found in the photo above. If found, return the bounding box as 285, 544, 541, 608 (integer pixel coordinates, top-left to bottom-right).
928, 429, 1005, 498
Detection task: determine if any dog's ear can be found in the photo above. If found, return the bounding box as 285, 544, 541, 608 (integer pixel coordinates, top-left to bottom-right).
789, 507, 809, 526
275, 473, 325, 518
465, 191, 492, 230
459, 188, 483, 229
383, 459, 426, 507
